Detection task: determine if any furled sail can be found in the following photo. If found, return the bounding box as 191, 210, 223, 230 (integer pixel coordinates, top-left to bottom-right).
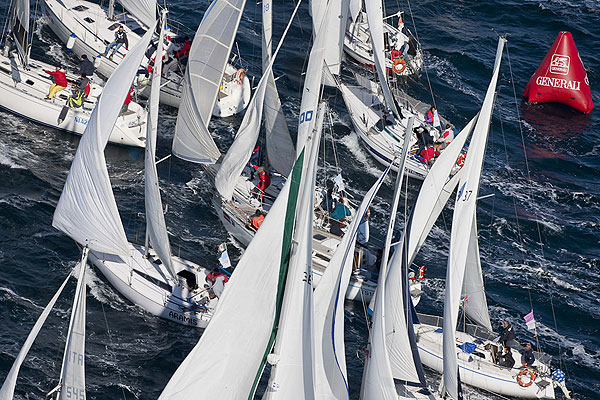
172, 0, 247, 164
364, 0, 400, 119
56, 250, 89, 400
11, 0, 30, 65
0, 273, 71, 399
360, 118, 413, 399
119, 0, 157, 29
215, 1, 301, 200
262, 103, 324, 399
53, 26, 156, 256
158, 155, 302, 399
262, 0, 295, 176
313, 163, 391, 399
442, 37, 505, 400
144, 12, 176, 281
462, 214, 492, 331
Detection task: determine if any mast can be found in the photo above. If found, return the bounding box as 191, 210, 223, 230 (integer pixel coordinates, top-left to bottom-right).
108, 0, 115, 20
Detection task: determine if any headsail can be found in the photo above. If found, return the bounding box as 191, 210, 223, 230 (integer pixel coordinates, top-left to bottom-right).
172, 0, 247, 164
310, 0, 346, 78
442, 37, 505, 400
53, 26, 156, 256
119, 0, 157, 29
11, 0, 30, 65
262, 0, 295, 176
313, 163, 391, 399
144, 12, 176, 281
0, 274, 71, 399
56, 250, 89, 400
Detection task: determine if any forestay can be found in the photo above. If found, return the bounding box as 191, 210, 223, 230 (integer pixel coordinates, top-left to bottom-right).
442, 37, 505, 400
364, 0, 400, 118
172, 0, 246, 164
158, 155, 301, 399
215, 1, 301, 200
361, 118, 413, 400
262, 0, 295, 176
53, 26, 156, 256
0, 273, 71, 399
144, 12, 176, 281
119, 0, 156, 29
313, 163, 391, 399
56, 250, 88, 400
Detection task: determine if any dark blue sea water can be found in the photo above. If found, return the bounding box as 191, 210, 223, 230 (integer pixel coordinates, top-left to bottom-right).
1, 0, 599, 399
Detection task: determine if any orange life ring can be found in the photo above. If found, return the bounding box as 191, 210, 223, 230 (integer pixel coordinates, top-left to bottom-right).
235, 68, 246, 84
517, 369, 537, 387
393, 58, 406, 74
457, 153, 466, 167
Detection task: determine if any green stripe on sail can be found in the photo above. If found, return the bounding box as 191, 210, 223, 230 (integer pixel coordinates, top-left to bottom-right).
248, 148, 305, 399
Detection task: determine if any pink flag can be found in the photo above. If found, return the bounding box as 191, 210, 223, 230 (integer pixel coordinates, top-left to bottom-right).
524, 310, 536, 330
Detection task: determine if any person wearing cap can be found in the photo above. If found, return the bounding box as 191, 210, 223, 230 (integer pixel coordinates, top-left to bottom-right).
103, 25, 129, 59
521, 343, 535, 367
499, 320, 518, 348
253, 165, 271, 200
44, 65, 68, 99
79, 54, 95, 77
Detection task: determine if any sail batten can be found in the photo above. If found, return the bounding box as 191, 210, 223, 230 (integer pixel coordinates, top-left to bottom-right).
53, 25, 156, 256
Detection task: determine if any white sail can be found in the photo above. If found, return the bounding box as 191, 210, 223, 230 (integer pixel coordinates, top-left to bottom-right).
262, 103, 324, 399
296, 0, 332, 153
119, 0, 156, 29
172, 0, 247, 164
144, 13, 176, 280
53, 26, 156, 256
56, 249, 89, 400
0, 274, 71, 399
349, 0, 361, 22
11, 0, 30, 65
262, 0, 295, 176
313, 164, 391, 399
158, 155, 303, 399
442, 37, 505, 400
462, 214, 492, 331
406, 116, 478, 265
216, 1, 301, 200
311, 0, 345, 78
361, 118, 413, 400
364, 0, 400, 118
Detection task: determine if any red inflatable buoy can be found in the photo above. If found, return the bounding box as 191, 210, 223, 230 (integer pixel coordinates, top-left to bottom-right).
523, 32, 593, 114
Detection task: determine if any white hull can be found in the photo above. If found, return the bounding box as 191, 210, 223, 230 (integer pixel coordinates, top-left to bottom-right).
42, 0, 252, 116
88, 243, 214, 328
344, 12, 423, 77
0, 54, 146, 147
415, 317, 555, 399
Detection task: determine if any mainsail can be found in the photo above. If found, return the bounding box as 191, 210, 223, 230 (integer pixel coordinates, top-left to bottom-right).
118, 0, 157, 29
262, 0, 295, 176
53, 25, 156, 256
11, 0, 30, 65
144, 12, 176, 281
442, 37, 505, 400
172, 0, 247, 164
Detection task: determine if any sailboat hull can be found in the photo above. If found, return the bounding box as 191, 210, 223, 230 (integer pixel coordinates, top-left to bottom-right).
415, 316, 555, 399
88, 243, 214, 328
0, 54, 146, 147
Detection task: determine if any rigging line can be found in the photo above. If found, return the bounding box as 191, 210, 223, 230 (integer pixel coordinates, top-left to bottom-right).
404, 0, 436, 109
1, 1, 13, 42
506, 43, 565, 370
100, 301, 128, 400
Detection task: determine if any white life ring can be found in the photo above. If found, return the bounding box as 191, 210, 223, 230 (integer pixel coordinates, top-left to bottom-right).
235, 68, 246, 84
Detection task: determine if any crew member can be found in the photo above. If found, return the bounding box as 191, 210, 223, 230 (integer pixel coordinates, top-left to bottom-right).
68, 75, 90, 108
497, 347, 515, 369
330, 218, 345, 237
499, 320, 518, 348
104, 25, 129, 59
253, 166, 271, 200
521, 343, 536, 367
44, 66, 68, 99
419, 143, 441, 166
79, 54, 95, 77
247, 209, 265, 231
121, 86, 133, 114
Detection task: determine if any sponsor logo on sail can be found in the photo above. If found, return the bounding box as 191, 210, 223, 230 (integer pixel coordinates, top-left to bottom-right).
535, 76, 581, 91
549, 54, 570, 75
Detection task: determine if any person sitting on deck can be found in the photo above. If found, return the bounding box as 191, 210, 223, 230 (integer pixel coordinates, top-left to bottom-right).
103, 25, 129, 60
246, 209, 265, 231
497, 347, 516, 369
330, 196, 351, 221
330, 218, 345, 237
375, 113, 393, 131
68, 75, 90, 108
419, 143, 441, 166
521, 343, 536, 367
253, 166, 271, 200
44, 66, 67, 99
437, 123, 457, 149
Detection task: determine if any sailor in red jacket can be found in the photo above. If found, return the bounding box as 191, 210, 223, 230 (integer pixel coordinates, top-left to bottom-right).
420, 143, 442, 166
253, 166, 271, 200
175, 37, 191, 59
121, 87, 133, 114
44, 66, 68, 99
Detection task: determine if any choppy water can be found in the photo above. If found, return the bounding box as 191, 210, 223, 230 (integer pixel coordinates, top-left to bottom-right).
1, 0, 599, 399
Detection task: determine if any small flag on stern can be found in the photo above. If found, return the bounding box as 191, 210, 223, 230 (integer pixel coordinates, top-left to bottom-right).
218, 243, 231, 269
524, 310, 536, 330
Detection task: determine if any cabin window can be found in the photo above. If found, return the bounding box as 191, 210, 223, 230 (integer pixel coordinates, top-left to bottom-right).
72, 5, 89, 12
84, 17, 95, 24
108, 23, 120, 31
132, 27, 146, 36
25, 79, 34, 85
313, 234, 327, 241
